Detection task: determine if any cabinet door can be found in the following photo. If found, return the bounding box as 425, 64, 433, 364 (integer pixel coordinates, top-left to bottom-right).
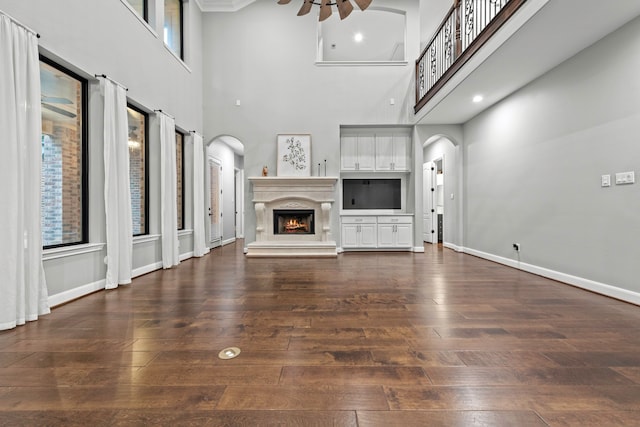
375, 135, 394, 171
359, 224, 378, 247
392, 135, 409, 171
341, 136, 358, 171
395, 223, 413, 248
341, 224, 359, 248
357, 136, 376, 171
377, 224, 395, 247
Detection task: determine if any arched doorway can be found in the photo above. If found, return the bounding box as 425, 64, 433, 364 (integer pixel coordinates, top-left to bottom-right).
204, 135, 245, 249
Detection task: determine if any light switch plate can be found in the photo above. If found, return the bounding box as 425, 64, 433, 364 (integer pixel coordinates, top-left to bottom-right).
615, 171, 635, 185
601, 174, 611, 187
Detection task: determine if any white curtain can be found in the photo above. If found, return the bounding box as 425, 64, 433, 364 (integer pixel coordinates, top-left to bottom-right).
0, 14, 50, 330
160, 112, 180, 268
101, 77, 132, 289
192, 133, 209, 257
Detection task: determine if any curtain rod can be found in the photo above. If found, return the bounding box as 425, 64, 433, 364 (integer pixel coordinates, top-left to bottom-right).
94, 74, 128, 91
154, 109, 175, 120
0, 11, 40, 38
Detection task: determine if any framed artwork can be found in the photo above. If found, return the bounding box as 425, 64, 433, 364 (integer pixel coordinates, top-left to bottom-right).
277, 134, 311, 176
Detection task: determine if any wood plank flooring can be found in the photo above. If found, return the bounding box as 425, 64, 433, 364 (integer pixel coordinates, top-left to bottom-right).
1, 242, 640, 426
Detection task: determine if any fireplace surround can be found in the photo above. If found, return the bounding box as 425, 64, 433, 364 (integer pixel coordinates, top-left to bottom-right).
246, 177, 338, 257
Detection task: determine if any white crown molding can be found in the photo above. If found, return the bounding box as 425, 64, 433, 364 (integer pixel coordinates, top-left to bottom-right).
196, 0, 256, 12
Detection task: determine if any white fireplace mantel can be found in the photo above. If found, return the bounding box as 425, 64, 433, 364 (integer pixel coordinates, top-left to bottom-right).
246, 176, 338, 257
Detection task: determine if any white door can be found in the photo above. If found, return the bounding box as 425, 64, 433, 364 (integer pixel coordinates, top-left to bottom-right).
234, 168, 244, 238
423, 162, 436, 243
395, 223, 413, 248
209, 159, 223, 245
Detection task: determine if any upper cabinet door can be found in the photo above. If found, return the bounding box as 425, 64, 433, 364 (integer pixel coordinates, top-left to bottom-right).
392, 135, 409, 171
375, 136, 394, 171
341, 136, 358, 171
357, 135, 375, 171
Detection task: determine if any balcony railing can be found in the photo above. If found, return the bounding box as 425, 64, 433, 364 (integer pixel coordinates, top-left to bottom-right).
415, 0, 527, 114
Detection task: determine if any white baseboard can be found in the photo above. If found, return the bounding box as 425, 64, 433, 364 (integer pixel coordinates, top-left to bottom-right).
463, 247, 640, 306
444, 242, 463, 252
413, 246, 425, 253
222, 237, 236, 246
48, 279, 106, 308
179, 251, 194, 262
132, 261, 163, 278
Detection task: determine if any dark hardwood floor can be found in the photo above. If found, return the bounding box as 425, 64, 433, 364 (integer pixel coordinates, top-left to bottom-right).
1, 242, 640, 426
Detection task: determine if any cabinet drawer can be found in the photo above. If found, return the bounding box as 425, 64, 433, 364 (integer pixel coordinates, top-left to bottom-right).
341, 216, 377, 224
377, 216, 413, 224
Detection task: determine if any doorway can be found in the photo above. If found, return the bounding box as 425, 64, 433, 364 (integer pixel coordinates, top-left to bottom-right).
423, 157, 444, 244
208, 158, 223, 247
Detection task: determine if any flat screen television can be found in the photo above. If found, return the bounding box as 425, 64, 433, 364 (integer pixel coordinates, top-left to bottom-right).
342, 179, 401, 210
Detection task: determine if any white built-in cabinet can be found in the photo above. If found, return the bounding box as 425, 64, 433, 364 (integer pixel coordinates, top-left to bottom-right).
341, 134, 409, 172
375, 135, 410, 171
341, 216, 413, 250
377, 216, 413, 248
340, 135, 375, 171
341, 217, 377, 248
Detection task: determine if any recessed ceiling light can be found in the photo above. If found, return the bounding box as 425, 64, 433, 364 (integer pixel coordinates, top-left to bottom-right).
473, 95, 483, 103
354, 32, 364, 43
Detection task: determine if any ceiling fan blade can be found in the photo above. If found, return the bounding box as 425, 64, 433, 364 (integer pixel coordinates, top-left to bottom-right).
353, 0, 372, 11
319, 0, 332, 21
277, 0, 291, 4
337, 0, 354, 20
41, 95, 73, 104
297, 0, 313, 16
42, 103, 77, 118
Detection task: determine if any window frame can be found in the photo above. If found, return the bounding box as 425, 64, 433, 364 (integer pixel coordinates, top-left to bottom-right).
126, 103, 150, 237
176, 129, 185, 231
164, 0, 184, 60
40, 55, 89, 250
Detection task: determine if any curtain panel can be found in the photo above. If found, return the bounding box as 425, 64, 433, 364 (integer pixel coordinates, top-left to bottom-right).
101, 77, 133, 289
159, 113, 180, 268
0, 14, 50, 330
192, 133, 209, 257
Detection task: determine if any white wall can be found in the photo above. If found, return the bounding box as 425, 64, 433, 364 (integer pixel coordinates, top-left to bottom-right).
0, 0, 204, 301
202, 0, 420, 247
463, 15, 640, 297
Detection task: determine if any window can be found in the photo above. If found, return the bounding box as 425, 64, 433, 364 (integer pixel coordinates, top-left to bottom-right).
176, 130, 184, 230
127, 104, 148, 236
125, 0, 147, 21
164, 0, 183, 59
40, 57, 88, 248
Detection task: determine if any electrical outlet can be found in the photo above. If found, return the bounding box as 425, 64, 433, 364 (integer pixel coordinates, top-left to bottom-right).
513, 243, 520, 251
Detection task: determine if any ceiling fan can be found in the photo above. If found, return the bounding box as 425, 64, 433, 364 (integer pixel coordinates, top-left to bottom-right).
277, 0, 373, 21
41, 95, 76, 118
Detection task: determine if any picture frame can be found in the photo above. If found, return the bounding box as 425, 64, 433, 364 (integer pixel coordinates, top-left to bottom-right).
277, 134, 311, 177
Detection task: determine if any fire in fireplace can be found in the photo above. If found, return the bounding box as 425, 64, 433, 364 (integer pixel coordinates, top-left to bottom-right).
273, 209, 315, 235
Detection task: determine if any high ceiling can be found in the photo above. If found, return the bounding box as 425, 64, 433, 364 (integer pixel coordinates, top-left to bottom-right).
196, 0, 256, 12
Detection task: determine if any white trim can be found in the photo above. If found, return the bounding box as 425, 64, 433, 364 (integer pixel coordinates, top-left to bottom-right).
48, 279, 106, 308
197, 0, 256, 12
163, 43, 192, 73
412, 246, 425, 253
178, 229, 194, 237
316, 61, 408, 67
132, 261, 163, 278
443, 242, 463, 252
43, 243, 105, 261
180, 251, 194, 261
222, 237, 236, 246
118, 0, 159, 38
463, 247, 640, 306
133, 234, 161, 245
